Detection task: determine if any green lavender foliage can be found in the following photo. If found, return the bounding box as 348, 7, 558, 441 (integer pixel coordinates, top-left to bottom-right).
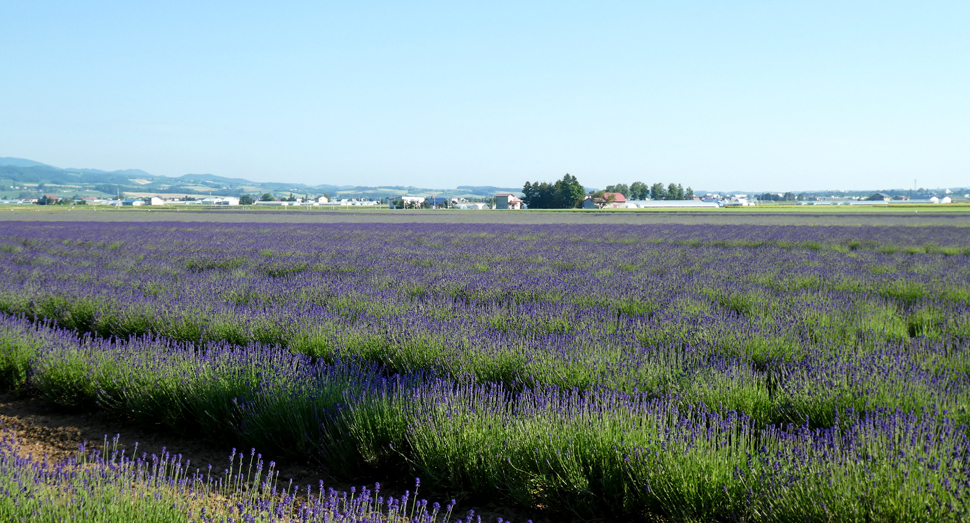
0, 430, 457, 523
1, 223, 970, 520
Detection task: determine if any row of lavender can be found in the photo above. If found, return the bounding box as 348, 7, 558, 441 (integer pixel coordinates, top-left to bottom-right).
0, 428, 461, 523
0, 221, 968, 519
0, 223, 968, 427
0, 316, 967, 521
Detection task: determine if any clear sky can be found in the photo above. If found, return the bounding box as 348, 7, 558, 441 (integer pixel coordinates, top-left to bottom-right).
2, 1, 968, 191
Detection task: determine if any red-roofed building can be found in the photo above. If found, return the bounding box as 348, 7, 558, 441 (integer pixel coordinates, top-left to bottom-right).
495, 193, 523, 210
601, 192, 627, 209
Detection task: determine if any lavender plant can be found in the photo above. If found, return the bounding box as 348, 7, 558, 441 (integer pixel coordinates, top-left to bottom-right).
0, 428, 462, 522
0, 221, 968, 520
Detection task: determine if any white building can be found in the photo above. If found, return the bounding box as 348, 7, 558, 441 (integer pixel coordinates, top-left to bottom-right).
391, 196, 425, 209
495, 193, 523, 210
193, 197, 241, 205
627, 200, 720, 208
401, 197, 425, 206
724, 195, 753, 207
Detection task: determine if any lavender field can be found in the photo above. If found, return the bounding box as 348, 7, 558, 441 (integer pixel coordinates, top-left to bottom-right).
0, 428, 456, 523
1, 220, 969, 521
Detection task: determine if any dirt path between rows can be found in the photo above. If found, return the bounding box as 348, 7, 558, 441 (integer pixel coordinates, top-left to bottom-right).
0, 392, 552, 523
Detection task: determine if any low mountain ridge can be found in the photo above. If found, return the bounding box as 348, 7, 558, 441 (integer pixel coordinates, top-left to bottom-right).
0, 157, 51, 168
0, 156, 517, 199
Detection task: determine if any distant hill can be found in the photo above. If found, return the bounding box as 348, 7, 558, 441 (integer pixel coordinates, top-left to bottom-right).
0, 158, 152, 179
5, 156, 965, 202
456, 185, 523, 196
0, 165, 133, 185
176, 173, 256, 186
0, 156, 511, 200
0, 157, 51, 168
65, 167, 153, 178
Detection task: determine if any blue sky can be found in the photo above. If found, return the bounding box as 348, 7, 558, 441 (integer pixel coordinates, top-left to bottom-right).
2, 1, 967, 191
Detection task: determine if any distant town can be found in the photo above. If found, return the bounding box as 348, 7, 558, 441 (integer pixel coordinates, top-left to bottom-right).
1, 157, 967, 209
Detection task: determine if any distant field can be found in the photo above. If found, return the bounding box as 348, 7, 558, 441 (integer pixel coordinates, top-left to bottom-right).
0, 217, 968, 521
2, 204, 970, 226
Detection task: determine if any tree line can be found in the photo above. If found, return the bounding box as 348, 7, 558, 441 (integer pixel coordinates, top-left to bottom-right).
600, 182, 694, 200
758, 192, 798, 202
522, 175, 698, 209
522, 174, 586, 209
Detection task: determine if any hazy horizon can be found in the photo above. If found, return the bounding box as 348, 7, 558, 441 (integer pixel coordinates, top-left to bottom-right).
2, 2, 967, 192
2, 154, 966, 196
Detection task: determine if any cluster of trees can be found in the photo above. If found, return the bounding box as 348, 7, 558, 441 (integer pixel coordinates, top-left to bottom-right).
522, 174, 585, 209
758, 192, 799, 202
252, 193, 330, 204
603, 182, 650, 200
602, 182, 695, 200
35, 196, 85, 205
389, 197, 456, 209
258, 192, 298, 202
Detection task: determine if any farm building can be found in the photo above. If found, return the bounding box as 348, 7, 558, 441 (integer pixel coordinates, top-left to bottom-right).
390, 196, 425, 209
583, 193, 631, 209
495, 193, 523, 210
425, 197, 450, 208
197, 197, 240, 205
601, 192, 627, 209
723, 195, 754, 206
629, 200, 720, 208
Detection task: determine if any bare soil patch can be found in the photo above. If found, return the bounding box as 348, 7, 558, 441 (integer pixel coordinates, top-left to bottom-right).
0, 393, 329, 493
0, 392, 552, 523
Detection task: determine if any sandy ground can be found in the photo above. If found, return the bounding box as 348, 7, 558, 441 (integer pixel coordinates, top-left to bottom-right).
0, 392, 552, 523
0, 392, 329, 483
